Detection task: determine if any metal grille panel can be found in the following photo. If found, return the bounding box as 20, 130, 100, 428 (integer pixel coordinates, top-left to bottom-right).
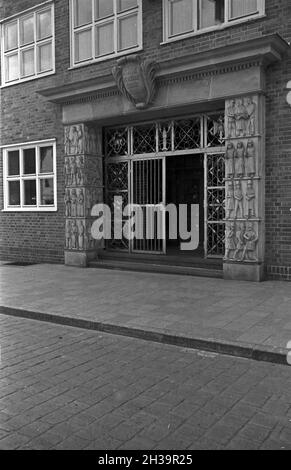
206, 153, 226, 257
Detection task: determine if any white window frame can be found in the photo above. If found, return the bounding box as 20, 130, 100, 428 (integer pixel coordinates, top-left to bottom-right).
163, 0, 265, 43
2, 139, 57, 212
0, 1, 55, 87
70, 0, 143, 68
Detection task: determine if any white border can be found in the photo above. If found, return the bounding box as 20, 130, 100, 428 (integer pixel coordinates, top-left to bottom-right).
1, 2, 55, 88
2, 139, 58, 212
69, 0, 143, 69
162, 0, 265, 44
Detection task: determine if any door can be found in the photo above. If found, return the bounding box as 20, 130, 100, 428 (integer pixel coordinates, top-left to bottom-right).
131, 157, 166, 254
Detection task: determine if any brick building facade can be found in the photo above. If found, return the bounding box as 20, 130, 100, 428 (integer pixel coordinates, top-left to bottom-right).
0, 0, 290, 281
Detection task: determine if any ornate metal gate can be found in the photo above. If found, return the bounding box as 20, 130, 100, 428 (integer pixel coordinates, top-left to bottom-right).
205, 153, 226, 257
131, 157, 166, 254
105, 113, 225, 257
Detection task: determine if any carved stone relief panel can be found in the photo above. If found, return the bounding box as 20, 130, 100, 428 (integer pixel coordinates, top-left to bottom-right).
224, 221, 259, 262
64, 124, 104, 258
64, 124, 101, 156
65, 219, 98, 251
225, 96, 258, 139
224, 94, 263, 268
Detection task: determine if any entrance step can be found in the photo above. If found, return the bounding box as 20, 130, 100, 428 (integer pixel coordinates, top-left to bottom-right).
89, 258, 223, 279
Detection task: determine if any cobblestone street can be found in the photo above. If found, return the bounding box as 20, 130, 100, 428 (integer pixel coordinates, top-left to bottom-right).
0, 314, 290, 450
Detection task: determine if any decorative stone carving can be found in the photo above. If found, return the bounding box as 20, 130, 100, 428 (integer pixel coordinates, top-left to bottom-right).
70, 189, 77, 218
245, 180, 256, 219
234, 141, 245, 178
224, 222, 236, 260
241, 222, 258, 261
227, 99, 236, 138
112, 55, 158, 110
225, 182, 235, 219
234, 180, 244, 218
245, 140, 256, 177
64, 123, 103, 264
224, 94, 263, 278
234, 99, 248, 137
225, 142, 235, 178
64, 125, 99, 156
226, 96, 257, 139
233, 222, 246, 261
245, 97, 256, 136
77, 189, 85, 218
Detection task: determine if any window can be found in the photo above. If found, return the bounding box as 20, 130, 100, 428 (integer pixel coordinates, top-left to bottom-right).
71, 0, 142, 66
163, 0, 264, 41
1, 3, 55, 86
3, 140, 57, 211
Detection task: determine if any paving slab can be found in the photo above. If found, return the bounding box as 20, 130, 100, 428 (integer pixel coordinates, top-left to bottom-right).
0, 263, 290, 364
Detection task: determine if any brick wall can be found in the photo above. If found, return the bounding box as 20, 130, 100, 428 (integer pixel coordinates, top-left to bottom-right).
0, 0, 290, 278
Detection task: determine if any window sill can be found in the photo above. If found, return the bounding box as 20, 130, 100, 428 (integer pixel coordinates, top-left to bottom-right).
1, 70, 56, 89
69, 46, 143, 70
2, 208, 58, 212
161, 14, 266, 46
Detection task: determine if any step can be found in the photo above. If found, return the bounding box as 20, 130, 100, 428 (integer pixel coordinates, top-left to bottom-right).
89, 259, 223, 279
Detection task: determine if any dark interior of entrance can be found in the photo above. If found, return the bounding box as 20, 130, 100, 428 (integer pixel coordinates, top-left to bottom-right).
166, 155, 204, 257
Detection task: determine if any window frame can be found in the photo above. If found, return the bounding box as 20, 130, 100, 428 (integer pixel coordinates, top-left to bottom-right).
0, 1, 55, 87
2, 139, 57, 212
162, 0, 265, 43
69, 0, 143, 68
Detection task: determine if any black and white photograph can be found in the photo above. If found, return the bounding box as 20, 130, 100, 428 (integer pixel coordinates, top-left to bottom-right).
0, 0, 290, 455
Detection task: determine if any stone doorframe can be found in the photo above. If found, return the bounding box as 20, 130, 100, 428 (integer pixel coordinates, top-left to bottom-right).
39, 35, 289, 280
223, 94, 265, 281
64, 123, 103, 267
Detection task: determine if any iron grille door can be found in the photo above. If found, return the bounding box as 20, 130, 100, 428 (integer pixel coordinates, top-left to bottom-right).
131, 157, 166, 254
106, 160, 129, 251
205, 152, 226, 258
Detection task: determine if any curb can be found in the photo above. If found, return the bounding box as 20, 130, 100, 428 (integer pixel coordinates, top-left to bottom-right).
0, 305, 289, 367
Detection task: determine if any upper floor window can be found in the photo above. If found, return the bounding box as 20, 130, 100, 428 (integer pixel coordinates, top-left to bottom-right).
1, 3, 55, 86
163, 0, 264, 41
71, 0, 142, 66
3, 140, 57, 212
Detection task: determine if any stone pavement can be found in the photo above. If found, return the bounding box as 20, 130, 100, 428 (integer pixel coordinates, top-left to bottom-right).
0, 264, 291, 361
0, 314, 290, 450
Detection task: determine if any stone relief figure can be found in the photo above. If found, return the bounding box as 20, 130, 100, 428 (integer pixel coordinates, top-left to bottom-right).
224, 222, 236, 260
86, 224, 94, 249
234, 222, 245, 261
78, 220, 85, 251
227, 100, 236, 138
225, 181, 235, 219
70, 189, 77, 218
64, 189, 71, 217
86, 190, 92, 217
77, 125, 84, 154
245, 140, 256, 177
242, 222, 258, 261
234, 141, 245, 178
65, 220, 71, 249
76, 156, 84, 185
71, 220, 78, 250
64, 127, 70, 155
234, 180, 244, 218
235, 99, 248, 137
64, 157, 71, 186
245, 97, 256, 136
70, 157, 77, 186
245, 180, 256, 219
77, 189, 85, 218
225, 142, 235, 178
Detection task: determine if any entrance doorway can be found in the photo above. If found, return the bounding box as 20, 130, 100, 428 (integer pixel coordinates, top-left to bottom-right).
104, 114, 226, 260
166, 155, 204, 257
